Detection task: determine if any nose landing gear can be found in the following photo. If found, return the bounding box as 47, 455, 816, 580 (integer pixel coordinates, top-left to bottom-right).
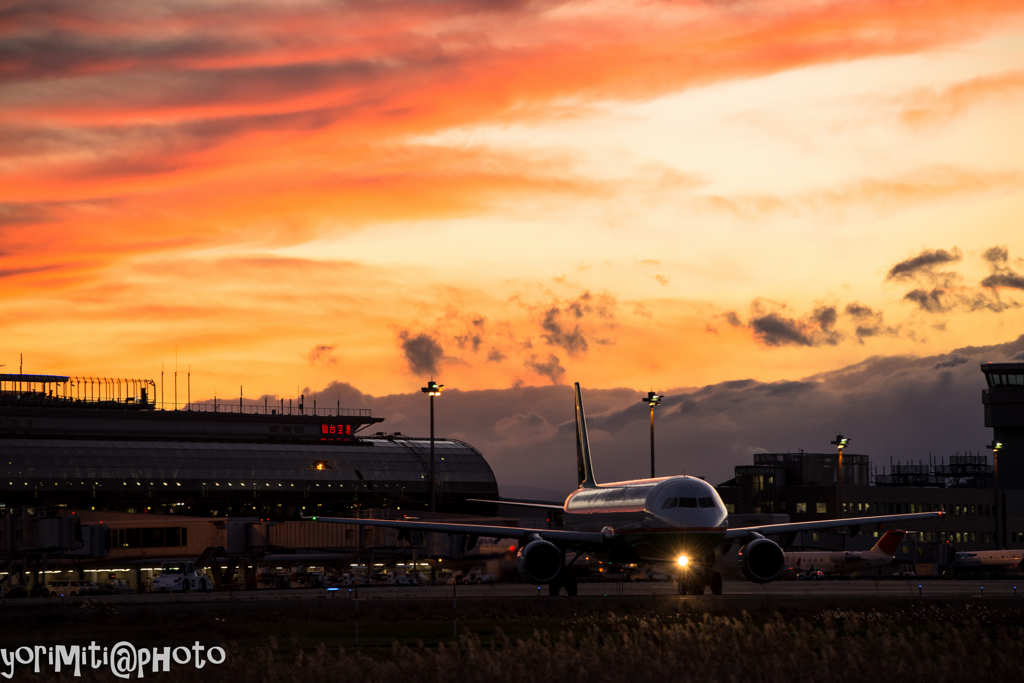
678, 555, 722, 595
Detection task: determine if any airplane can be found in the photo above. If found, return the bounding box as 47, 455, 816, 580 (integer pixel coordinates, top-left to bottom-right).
784, 529, 906, 577
953, 549, 1023, 572
305, 382, 944, 596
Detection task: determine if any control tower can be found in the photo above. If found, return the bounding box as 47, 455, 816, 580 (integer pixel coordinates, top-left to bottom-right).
981, 362, 1024, 488
981, 361, 1024, 548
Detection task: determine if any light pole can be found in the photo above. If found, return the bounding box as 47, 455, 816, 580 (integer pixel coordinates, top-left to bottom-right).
830, 434, 850, 518
988, 440, 1003, 548
421, 379, 443, 512
642, 391, 663, 479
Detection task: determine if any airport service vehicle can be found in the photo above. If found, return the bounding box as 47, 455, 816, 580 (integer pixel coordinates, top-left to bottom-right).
388, 576, 415, 586
797, 570, 825, 581
152, 561, 212, 592
785, 530, 906, 576
953, 550, 1024, 572
384, 571, 418, 586
47, 580, 98, 597
256, 568, 289, 589
307, 384, 943, 596
290, 571, 327, 589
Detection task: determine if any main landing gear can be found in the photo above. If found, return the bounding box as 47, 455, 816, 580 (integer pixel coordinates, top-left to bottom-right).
678, 554, 723, 596
548, 576, 578, 597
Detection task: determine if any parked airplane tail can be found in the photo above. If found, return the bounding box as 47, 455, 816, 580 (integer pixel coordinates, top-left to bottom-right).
574, 382, 597, 488
871, 530, 906, 556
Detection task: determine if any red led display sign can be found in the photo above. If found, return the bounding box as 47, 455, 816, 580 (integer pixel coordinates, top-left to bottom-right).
320, 423, 353, 440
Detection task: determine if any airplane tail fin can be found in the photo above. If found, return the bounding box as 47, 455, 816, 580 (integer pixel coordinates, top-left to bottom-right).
871, 530, 906, 556
574, 382, 598, 488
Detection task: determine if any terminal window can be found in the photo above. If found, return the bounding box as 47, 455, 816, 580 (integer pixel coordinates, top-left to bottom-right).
796, 502, 807, 514
816, 502, 827, 514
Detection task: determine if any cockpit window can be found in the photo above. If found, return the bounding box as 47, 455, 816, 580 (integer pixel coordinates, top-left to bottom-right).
661, 497, 678, 509
679, 497, 698, 508
698, 497, 715, 508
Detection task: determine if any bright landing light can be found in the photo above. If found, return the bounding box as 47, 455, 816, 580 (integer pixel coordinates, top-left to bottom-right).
677, 555, 689, 567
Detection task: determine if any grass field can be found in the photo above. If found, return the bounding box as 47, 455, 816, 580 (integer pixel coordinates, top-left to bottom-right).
4, 595, 1024, 681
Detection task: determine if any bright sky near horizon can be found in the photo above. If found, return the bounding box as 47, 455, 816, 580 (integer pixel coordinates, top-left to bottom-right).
2, 0, 1024, 404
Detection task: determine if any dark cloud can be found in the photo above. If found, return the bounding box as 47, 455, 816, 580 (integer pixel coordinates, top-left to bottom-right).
810, 305, 842, 345
983, 246, 1009, 264
845, 302, 875, 318
308, 381, 374, 410
886, 247, 961, 280
303, 344, 336, 366
531, 290, 618, 356
455, 334, 483, 352
486, 347, 507, 362
563, 291, 615, 320
933, 355, 968, 369
723, 311, 743, 327
525, 353, 565, 385
743, 301, 856, 348
903, 288, 949, 313
810, 306, 837, 331
981, 272, 1024, 289
749, 312, 813, 347
843, 302, 898, 342
540, 307, 588, 355
398, 331, 444, 375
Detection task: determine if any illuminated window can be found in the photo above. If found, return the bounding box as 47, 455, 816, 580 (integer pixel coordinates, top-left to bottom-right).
816, 502, 827, 514
796, 502, 807, 514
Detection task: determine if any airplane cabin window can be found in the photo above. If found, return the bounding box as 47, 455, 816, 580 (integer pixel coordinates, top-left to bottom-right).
679, 497, 698, 508
698, 497, 715, 508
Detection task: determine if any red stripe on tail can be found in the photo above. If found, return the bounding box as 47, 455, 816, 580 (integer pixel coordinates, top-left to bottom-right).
875, 530, 906, 556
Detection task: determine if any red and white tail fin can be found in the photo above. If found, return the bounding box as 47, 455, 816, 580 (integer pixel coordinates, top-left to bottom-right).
869, 530, 906, 557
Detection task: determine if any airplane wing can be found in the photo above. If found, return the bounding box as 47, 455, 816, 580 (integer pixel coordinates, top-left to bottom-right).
723, 511, 943, 539
467, 498, 563, 510
303, 515, 607, 545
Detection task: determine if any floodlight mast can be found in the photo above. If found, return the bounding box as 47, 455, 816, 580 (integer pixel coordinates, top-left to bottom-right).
988, 440, 1004, 549
830, 434, 850, 519
421, 380, 443, 512
642, 391, 663, 479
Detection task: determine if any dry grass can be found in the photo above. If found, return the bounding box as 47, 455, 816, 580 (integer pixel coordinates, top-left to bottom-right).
13, 602, 1024, 682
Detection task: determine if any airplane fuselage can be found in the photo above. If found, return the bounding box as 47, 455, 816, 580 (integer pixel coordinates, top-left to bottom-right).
784, 550, 890, 575
560, 475, 728, 564
954, 550, 1023, 571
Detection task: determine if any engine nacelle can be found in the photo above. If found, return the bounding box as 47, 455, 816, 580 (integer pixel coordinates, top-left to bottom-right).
516, 540, 563, 584
737, 538, 785, 584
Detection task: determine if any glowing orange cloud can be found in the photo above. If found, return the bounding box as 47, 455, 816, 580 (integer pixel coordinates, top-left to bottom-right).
3, 0, 1023, 284
2, 0, 1024, 397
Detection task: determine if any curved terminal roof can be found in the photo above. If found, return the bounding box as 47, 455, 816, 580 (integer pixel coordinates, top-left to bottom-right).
0, 437, 497, 496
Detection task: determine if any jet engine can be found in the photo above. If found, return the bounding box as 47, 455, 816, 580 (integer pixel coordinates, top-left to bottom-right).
516, 539, 563, 584
737, 537, 785, 584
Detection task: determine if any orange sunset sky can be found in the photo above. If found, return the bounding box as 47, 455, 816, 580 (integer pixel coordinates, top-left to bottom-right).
2, 0, 1024, 415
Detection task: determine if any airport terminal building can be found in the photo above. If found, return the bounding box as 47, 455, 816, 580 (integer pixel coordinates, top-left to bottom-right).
0, 374, 499, 519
